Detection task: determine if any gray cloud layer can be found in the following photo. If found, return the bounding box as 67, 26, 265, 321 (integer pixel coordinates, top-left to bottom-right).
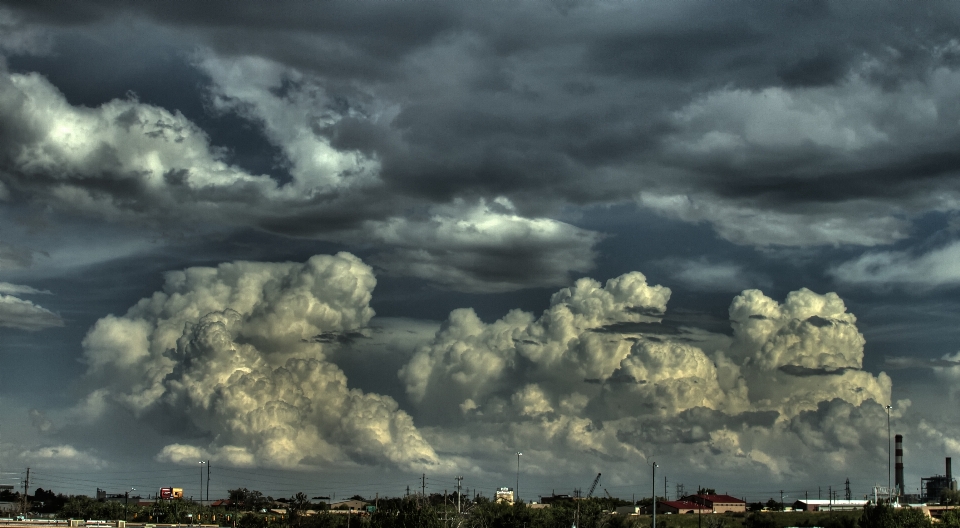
3, 2, 960, 293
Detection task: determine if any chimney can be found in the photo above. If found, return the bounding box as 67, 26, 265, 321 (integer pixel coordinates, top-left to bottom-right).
948, 458, 956, 491
895, 434, 904, 495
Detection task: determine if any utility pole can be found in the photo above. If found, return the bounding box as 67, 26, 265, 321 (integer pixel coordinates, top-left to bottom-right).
664, 476, 667, 501
206, 461, 210, 505
198, 461, 206, 506
422, 474, 426, 497
21, 468, 29, 516
779, 490, 783, 512
456, 476, 463, 514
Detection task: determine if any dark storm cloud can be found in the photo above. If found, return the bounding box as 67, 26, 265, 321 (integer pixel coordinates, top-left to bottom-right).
778, 365, 856, 377
4, 0, 960, 296
2, 3, 958, 212
777, 51, 847, 88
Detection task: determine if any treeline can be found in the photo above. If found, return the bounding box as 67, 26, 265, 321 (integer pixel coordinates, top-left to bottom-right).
8, 487, 960, 528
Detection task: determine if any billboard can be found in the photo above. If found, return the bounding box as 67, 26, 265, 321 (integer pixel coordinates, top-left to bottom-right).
159, 487, 184, 499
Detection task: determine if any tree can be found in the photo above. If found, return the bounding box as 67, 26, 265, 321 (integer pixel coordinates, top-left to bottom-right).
858, 502, 931, 528
230, 488, 270, 512
942, 489, 960, 506
744, 512, 776, 528
288, 492, 310, 527
941, 509, 960, 528
859, 502, 896, 528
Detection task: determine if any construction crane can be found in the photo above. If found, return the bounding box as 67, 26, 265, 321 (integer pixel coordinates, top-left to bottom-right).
605, 489, 613, 500
586, 473, 602, 498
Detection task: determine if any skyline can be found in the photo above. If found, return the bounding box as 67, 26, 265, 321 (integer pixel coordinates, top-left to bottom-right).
2, 0, 960, 503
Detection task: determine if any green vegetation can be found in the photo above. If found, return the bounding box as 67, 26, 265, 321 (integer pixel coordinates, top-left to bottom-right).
5, 488, 955, 528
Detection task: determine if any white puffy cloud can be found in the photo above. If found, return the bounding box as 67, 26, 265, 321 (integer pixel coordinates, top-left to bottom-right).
0, 69, 292, 223
830, 240, 960, 288
19, 444, 106, 470
0, 281, 50, 295
367, 197, 601, 292
78, 253, 444, 472
400, 271, 893, 482
0, 293, 63, 330
639, 192, 909, 248
400, 271, 671, 413
659, 257, 770, 292
197, 53, 382, 194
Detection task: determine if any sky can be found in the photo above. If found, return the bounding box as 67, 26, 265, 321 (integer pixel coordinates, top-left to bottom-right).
1, 0, 960, 506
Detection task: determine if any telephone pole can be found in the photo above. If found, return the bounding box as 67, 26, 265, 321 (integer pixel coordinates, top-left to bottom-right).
21, 468, 29, 515
456, 476, 463, 514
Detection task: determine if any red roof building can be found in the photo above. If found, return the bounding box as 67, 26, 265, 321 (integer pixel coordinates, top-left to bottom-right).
684, 494, 747, 513
657, 500, 712, 515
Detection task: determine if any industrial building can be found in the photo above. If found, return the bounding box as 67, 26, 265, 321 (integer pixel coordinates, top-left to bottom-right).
890, 433, 957, 504
495, 487, 515, 505
793, 499, 868, 512
682, 494, 746, 513
921, 457, 957, 503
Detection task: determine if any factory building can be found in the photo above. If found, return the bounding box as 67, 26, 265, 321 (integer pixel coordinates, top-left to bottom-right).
921, 458, 957, 503
682, 494, 746, 513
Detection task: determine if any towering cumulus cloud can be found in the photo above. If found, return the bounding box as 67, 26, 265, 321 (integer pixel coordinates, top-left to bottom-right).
79, 253, 441, 470
76, 252, 893, 482
403, 273, 892, 480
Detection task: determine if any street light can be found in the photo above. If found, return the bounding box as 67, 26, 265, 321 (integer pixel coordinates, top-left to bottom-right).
651, 461, 659, 528
885, 405, 893, 503
516, 452, 522, 504
125, 488, 136, 522
198, 461, 206, 506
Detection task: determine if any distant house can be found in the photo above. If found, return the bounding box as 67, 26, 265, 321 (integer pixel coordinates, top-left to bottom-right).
329, 500, 368, 512
657, 500, 712, 515
683, 494, 746, 513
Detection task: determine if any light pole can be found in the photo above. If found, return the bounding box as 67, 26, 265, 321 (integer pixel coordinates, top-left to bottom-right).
516, 452, 522, 504
651, 461, 658, 528
885, 405, 892, 503
125, 488, 135, 522
198, 461, 206, 506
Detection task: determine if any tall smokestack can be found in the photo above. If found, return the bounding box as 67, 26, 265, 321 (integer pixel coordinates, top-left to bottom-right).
895, 434, 904, 495
948, 457, 953, 491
